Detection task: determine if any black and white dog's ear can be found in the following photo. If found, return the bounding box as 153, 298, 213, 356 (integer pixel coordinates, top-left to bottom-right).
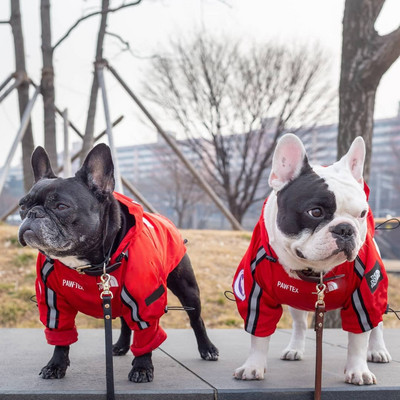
76, 143, 115, 194
31, 146, 57, 182
337, 136, 365, 185
269, 133, 309, 192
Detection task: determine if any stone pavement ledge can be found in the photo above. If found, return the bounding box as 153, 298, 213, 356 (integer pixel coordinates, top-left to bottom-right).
0, 328, 399, 399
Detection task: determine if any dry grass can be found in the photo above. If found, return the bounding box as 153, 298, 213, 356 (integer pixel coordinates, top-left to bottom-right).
1, 223, 399, 331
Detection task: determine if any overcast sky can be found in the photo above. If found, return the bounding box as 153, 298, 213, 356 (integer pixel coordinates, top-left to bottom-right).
0, 0, 399, 167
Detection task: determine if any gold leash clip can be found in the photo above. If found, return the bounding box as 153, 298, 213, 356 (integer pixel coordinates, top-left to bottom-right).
100, 263, 113, 299
313, 272, 326, 308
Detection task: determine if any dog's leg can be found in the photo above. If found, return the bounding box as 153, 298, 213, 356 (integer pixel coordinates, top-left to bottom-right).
345, 331, 376, 385
367, 322, 392, 363
234, 335, 270, 380
40, 345, 70, 379
167, 253, 219, 361
113, 316, 132, 356
128, 352, 154, 383
281, 307, 308, 360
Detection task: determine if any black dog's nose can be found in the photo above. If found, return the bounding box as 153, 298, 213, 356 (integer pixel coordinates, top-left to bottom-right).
331, 223, 355, 240
27, 206, 45, 219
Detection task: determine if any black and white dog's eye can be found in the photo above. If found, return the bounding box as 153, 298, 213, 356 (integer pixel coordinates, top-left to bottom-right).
360, 210, 367, 218
307, 208, 323, 218
56, 203, 69, 211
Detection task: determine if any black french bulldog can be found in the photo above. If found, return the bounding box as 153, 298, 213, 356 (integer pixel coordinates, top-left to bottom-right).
18, 144, 218, 383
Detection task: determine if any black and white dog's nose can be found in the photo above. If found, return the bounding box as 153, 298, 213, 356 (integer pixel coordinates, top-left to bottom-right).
330, 223, 355, 240
331, 223, 356, 259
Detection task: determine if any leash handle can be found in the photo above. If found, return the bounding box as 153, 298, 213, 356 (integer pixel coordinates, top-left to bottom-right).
101, 265, 115, 400
313, 273, 326, 400
103, 294, 115, 400
314, 302, 325, 400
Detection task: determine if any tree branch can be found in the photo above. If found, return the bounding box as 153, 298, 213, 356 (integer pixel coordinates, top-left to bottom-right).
106, 30, 131, 51
53, 0, 142, 51
374, 25, 400, 77
0, 20, 10, 24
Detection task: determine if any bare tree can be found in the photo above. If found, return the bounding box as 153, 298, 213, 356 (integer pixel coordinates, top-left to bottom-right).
80, 0, 109, 164
7, 0, 35, 191
152, 145, 205, 228
144, 35, 335, 223
39, 0, 143, 165
168, 168, 204, 228
40, 0, 57, 168
78, 0, 142, 162
338, 0, 400, 181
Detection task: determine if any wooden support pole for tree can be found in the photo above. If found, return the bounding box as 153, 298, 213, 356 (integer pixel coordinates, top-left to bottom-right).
55, 106, 83, 139
0, 75, 22, 103
62, 108, 72, 177
0, 84, 40, 196
121, 176, 158, 214
96, 62, 123, 194
106, 62, 244, 231
94, 115, 124, 142
0, 73, 14, 93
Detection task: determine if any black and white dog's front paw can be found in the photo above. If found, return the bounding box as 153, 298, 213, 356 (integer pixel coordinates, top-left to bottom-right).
234, 359, 266, 380
280, 346, 304, 361
367, 347, 392, 363
234, 335, 269, 380
40, 345, 70, 379
128, 353, 154, 383
345, 360, 376, 385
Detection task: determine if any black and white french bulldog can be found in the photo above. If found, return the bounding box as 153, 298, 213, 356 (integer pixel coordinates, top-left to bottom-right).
18, 144, 218, 382
233, 134, 390, 385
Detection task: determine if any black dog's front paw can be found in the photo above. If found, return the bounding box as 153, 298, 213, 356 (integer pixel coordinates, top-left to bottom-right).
40, 345, 70, 379
40, 363, 69, 379
199, 342, 219, 361
128, 352, 154, 383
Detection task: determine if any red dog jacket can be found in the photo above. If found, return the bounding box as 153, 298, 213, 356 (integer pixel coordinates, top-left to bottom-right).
35, 192, 186, 356
233, 189, 388, 337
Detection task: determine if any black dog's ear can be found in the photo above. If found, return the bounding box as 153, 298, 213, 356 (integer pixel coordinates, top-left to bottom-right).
76, 144, 115, 195
31, 146, 57, 182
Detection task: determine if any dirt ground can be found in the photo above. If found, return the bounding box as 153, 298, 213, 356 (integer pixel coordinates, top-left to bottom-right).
1, 224, 399, 331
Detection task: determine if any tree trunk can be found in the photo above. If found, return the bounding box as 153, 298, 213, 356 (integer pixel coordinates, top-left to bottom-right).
80, 0, 109, 164
338, 86, 376, 180
40, 0, 57, 168
338, 0, 400, 181
10, 0, 35, 191
332, 0, 400, 329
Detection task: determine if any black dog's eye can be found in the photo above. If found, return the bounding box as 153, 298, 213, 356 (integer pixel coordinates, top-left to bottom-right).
307, 208, 323, 218
360, 210, 367, 218
55, 203, 69, 211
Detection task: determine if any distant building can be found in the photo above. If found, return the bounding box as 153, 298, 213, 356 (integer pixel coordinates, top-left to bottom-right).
114, 112, 400, 228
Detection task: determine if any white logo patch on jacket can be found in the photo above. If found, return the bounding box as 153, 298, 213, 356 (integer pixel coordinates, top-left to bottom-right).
62, 279, 84, 290
97, 275, 119, 291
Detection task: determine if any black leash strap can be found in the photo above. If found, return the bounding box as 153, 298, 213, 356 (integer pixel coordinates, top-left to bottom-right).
101, 273, 115, 400
314, 302, 325, 400
313, 276, 326, 400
